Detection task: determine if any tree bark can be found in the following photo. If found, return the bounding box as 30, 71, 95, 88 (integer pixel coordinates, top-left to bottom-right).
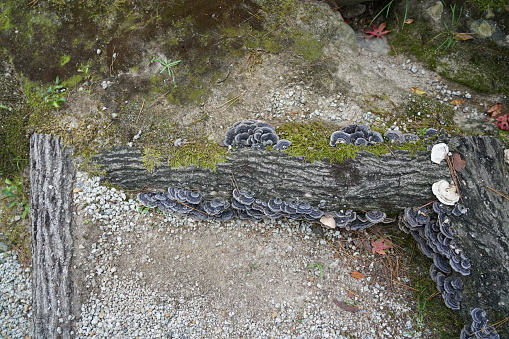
30, 133, 75, 339
92, 146, 450, 211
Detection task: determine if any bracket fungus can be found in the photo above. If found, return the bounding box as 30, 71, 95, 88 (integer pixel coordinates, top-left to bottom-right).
399, 202, 471, 310
224, 119, 279, 149
431, 143, 450, 164
432, 180, 460, 205
273, 139, 292, 151
330, 124, 383, 147
460, 308, 500, 339
384, 129, 403, 143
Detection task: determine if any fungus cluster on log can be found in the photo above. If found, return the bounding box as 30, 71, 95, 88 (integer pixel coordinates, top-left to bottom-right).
399, 201, 470, 310
329, 124, 383, 146
321, 209, 388, 230
460, 308, 500, 339
137, 188, 327, 222
138, 187, 391, 230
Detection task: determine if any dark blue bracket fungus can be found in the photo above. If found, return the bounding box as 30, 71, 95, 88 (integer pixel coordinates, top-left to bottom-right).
460, 308, 500, 339
330, 124, 383, 147
224, 119, 279, 149
399, 201, 472, 310
384, 129, 404, 143
384, 130, 422, 144
273, 139, 292, 151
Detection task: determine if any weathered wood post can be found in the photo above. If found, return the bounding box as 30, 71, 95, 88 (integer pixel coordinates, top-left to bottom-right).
30, 133, 75, 339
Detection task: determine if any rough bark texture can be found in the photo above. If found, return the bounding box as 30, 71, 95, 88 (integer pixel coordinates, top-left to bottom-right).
30, 133, 75, 339
92, 136, 509, 333
451, 136, 509, 332
92, 146, 449, 211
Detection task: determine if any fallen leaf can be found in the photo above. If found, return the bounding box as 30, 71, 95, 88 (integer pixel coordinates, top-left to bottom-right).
371, 238, 394, 255
351, 271, 367, 279
487, 103, 503, 117
450, 99, 464, 105
404, 18, 414, 24
454, 33, 474, 41
348, 290, 355, 298
364, 22, 392, 38
332, 298, 359, 313
410, 87, 426, 95
495, 113, 509, 131
320, 215, 336, 229
452, 153, 466, 171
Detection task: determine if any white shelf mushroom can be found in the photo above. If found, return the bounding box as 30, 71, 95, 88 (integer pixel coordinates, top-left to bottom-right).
432, 180, 460, 205
431, 143, 450, 164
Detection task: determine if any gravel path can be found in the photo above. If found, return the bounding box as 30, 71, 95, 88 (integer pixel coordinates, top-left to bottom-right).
64, 172, 422, 338
0, 251, 32, 338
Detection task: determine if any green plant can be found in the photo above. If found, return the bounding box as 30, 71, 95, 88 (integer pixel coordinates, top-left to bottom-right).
43, 76, 66, 108
150, 57, 182, 88
402, 290, 428, 336
430, 3, 464, 51
0, 104, 12, 111
306, 262, 329, 280
371, 0, 409, 30
77, 62, 92, 80
2, 178, 30, 219
137, 204, 152, 214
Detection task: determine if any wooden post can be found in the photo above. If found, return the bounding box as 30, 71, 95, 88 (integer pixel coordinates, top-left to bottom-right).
30, 134, 75, 339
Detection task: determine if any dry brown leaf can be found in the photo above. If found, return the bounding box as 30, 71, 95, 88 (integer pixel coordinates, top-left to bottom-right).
454, 33, 474, 41
450, 99, 464, 105
332, 298, 359, 313
410, 87, 426, 95
351, 271, 367, 279
452, 153, 466, 171
405, 19, 414, 24
348, 290, 355, 298
487, 103, 503, 117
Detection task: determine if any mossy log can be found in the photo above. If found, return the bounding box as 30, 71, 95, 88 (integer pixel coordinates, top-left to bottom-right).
92, 145, 451, 211
30, 133, 76, 339
92, 136, 509, 333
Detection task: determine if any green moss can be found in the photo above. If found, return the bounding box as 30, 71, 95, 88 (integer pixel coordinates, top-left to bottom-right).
0, 174, 31, 266
388, 9, 509, 94
142, 148, 163, 174
470, 0, 508, 11
291, 32, 323, 61
167, 141, 227, 170
396, 232, 464, 337
62, 74, 84, 88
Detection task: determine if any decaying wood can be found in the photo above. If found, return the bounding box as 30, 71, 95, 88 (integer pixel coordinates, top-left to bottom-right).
30, 133, 75, 339
92, 146, 450, 211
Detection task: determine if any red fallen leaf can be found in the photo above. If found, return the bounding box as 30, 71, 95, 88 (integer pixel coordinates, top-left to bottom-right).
371, 238, 393, 255
452, 153, 466, 171
332, 298, 359, 313
495, 113, 509, 131
364, 22, 391, 38
487, 103, 503, 117
351, 271, 367, 279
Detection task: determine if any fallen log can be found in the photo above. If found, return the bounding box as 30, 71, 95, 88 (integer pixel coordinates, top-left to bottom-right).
92, 135, 509, 334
